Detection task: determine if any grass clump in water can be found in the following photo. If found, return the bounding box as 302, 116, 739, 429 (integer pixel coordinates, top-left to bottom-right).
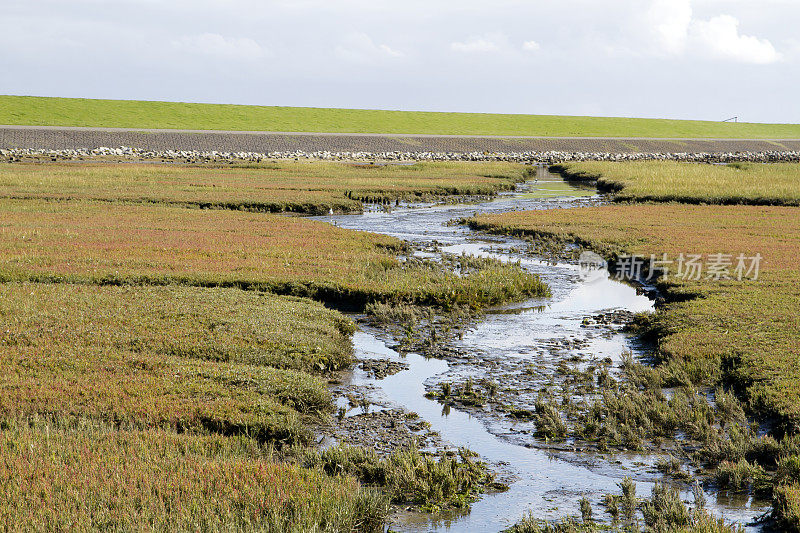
655, 456, 693, 481
301, 445, 494, 512
510, 479, 741, 532
715, 459, 769, 492
534, 398, 568, 442
774, 484, 800, 532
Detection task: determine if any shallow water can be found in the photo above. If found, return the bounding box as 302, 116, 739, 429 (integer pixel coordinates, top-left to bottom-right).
314, 170, 767, 531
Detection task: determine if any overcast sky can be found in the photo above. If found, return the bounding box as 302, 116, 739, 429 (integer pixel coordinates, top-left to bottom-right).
2, 0, 797, 123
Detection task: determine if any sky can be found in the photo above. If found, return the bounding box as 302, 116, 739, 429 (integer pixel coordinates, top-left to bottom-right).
1, 0, 798, 123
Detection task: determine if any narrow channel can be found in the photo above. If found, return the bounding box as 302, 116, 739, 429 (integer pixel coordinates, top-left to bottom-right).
314, 168, 767, 532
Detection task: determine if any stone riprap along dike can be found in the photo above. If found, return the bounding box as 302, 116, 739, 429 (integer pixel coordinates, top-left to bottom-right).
2, 125, 800, 162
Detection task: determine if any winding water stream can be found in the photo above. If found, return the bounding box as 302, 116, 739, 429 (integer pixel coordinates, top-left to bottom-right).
314, 170, 767, 531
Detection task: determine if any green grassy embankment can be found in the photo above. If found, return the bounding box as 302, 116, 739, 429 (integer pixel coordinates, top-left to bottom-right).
3, 95, 800, 138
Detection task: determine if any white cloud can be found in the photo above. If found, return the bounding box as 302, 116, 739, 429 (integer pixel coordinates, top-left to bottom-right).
172, 33, 267, 60
450, 34, 504, 53
334, 32, 403, 63
648, 0, 692, 55
691, 15, 782, 64
522, 40, 540, 52
643, 1, 781, 64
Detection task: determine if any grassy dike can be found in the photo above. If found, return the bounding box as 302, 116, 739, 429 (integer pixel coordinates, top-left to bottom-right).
3, 95, 800, 138
467, 162, 800, 530
0, 160, 548, 530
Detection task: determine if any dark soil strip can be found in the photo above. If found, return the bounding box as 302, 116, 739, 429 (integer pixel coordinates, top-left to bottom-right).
3, 126, 800, 154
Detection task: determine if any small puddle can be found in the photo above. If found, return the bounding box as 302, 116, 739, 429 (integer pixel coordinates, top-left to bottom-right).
517, 176, 597, 199
315, 168, 768, 531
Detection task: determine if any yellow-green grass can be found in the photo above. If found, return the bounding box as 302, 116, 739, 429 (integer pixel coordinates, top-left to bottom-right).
0, 160, 529, 215
0, 418, 387, 532
0, 283, 347, 445
0, 199, 547, 308
3, 95, 800, 138
551, 161, 800, 206
468, 204, 800, 432
1, 283, 355, 373
775, 484, 800, 532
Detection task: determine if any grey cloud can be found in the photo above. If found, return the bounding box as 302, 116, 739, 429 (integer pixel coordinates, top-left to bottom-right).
0, 0, 796, 122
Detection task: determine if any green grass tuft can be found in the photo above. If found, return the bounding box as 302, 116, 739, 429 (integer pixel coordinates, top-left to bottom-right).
302, 445, 494, 512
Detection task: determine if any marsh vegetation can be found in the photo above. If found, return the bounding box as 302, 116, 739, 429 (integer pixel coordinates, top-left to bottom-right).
2, 157, 797, 530
0, 197, 546, 309
0, 159, 552, 530
552, 161, 800, 206
0, 160, 530, 214
470, 162, 800, 530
